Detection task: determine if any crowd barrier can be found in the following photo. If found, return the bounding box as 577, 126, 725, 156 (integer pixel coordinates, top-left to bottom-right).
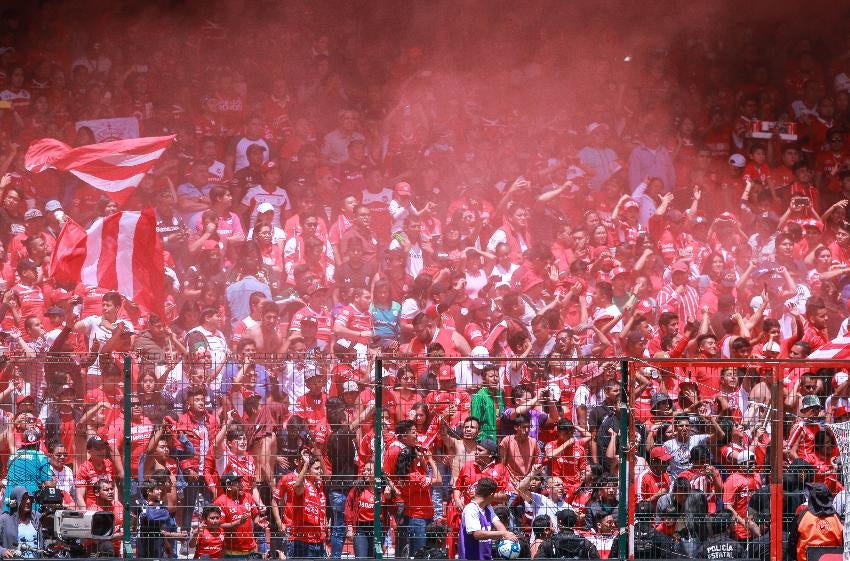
0, 352, 846, 559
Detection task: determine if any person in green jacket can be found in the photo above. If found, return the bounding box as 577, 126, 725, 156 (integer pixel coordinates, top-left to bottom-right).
470, 365, 505, 442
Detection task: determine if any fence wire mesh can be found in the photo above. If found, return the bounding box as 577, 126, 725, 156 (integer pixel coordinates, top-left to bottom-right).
0, 351, 847, 559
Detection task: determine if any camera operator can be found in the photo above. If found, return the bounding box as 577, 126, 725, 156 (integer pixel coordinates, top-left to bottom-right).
0, 487, 42, 557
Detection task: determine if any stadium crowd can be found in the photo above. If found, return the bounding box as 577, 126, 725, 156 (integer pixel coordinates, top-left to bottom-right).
0, 1, 848, 559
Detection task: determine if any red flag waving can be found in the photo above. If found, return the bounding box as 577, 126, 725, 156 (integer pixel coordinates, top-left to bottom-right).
49, 209, 165, 318
25, 135, 175, 204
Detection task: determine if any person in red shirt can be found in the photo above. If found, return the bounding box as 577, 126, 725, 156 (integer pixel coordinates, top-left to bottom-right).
333, 287, 373, 345
394, 442, 442, 555
722, 452, 761, 541
75, 436, 114, 508
801, 296, 830, 351
213, 472, 267, 556
11, 259, 47, 330
177, 386, 221, 530
545, 419, 588, 500
288, 450, 328, 558
190, 505, 225, 559
295, 370, 328, 427
344, 461, 392, 558
214, 425, 260, 506
636, 447, 672, 508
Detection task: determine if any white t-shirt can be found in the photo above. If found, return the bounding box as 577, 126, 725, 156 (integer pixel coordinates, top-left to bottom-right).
526, 492, 570, 534
487, 228, 528, 254
388, 239, 424, 278
387, 199, 412, 234
247, 225, 286, 245
490, 263, 519, 286
462, 501, 500, 536
242, 186, 292, 228
78, 315, 127, 376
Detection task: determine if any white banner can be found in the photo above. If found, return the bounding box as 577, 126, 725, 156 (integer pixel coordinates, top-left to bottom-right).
74, 117, 140, 142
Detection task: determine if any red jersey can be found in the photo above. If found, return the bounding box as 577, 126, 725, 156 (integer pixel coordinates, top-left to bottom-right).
677, 468, 719, 513
335, 304, 372, 344
636, 469, 670, 507
344, 486, 379, 525
425, 390, 471, 427
107, 416, 154, 473
11, 283, 46, 327
454, 460, 510, 503
723, 471, 761, 539
74, 285, 109, 319
544, 440, 587, 494
76, 459, 114, 507
272, 472, 298, 529
802, 321, 829, 351
288, 478, 326, 544
194, 526, 224, 558
213, 492, 258, 554
289, 305, 333, 345
788, 419, 822, 467
217, 449, 257, 496
295, 392, 327, 426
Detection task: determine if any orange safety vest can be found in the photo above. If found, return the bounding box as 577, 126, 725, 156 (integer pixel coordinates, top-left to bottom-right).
796, 510, 843, 561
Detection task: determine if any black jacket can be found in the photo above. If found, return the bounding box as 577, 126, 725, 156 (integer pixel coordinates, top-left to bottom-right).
537, 530, 599, 559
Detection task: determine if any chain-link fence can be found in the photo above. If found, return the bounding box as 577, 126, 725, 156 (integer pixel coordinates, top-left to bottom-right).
1, 352, 847, 559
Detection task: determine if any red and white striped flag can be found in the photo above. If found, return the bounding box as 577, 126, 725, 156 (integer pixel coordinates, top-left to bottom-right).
49, 209, 165, 317
808, 337, 850, 360
25, 135, 175, 204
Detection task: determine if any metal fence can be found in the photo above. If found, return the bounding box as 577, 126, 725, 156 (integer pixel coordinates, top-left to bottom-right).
0, 351, 846, 559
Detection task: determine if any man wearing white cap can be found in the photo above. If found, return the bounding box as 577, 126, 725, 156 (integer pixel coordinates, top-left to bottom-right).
246, 201, 286, 244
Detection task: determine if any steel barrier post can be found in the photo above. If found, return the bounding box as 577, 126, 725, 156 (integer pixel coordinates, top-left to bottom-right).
618, 360, 629, 561
123, 354, 133, 557
373, 358, 384, 559
770, 364, 784, 561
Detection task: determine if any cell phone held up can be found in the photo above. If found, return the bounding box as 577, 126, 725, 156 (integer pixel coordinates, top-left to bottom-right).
792, 196, 810, 207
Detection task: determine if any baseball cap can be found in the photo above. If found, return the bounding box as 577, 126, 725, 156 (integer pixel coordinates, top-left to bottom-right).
650, 446, 673, 462
305, 367, 324, 380
261, 161, 277, 174
650, 393, 673, 411
801, 394, 822, 411
394, 181, 412, 195
221, 472, 242, 485
87, 436, 109, 450
437, 364, 455, 382
556, 419, 575, 432
670, 260, 689, 273
470, 345, 490, 369
478, 439, 498, 456
44, 200, 62, 212
762, 341, 781, 354
728, 154, 746, 167
622, 198, 639, 210
609, 267, 630, 280
24, 209, 43, 221
342, 381, 360, 393
592, 308, 615, 323
256, 202, 275, 215
635, 299, 655, 318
